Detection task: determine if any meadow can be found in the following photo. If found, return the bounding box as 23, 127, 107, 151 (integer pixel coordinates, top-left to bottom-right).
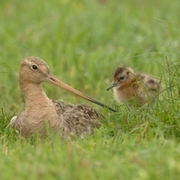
0, 0, 180, 179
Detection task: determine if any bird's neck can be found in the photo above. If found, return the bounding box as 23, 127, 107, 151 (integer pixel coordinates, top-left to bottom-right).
20, 80, 52, 107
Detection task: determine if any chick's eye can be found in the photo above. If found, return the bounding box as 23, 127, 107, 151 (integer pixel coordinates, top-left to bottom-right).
119, 76, 125, 81
31, 65, 38, 70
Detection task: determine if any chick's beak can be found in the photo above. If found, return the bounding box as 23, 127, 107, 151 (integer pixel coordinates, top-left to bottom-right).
106, 82, 117, 91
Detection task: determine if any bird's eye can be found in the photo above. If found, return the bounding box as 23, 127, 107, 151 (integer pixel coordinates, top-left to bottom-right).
119, 76, 125, 81
31, 65, 38, 70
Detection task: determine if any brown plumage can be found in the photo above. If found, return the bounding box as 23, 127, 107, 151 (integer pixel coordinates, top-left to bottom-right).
9, 57, 115, 139
106, 66, 161, 105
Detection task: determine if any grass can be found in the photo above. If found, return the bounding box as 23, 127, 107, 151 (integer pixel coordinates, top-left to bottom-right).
0, 0, 180, 179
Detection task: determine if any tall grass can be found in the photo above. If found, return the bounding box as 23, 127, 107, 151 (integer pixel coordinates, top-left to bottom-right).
0, 0, 180, 179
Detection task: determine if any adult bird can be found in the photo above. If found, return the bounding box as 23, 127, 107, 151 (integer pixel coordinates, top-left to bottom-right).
9, 57, 116, 139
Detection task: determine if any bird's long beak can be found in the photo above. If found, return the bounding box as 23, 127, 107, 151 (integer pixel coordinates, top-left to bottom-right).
106, 82, 117, 91
45, 73, 117, 112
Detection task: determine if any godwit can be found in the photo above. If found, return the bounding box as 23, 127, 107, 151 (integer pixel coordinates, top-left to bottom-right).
9, 57, 116, 138
106, 66, 161, 105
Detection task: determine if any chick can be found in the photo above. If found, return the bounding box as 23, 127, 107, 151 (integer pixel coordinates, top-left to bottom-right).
106, 66, 161, 105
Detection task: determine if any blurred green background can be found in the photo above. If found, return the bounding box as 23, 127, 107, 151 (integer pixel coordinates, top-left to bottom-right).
0, 0, 180, 179
1, 0, 179, 112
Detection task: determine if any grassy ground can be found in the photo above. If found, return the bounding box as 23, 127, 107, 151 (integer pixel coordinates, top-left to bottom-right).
0, 0, 180, 179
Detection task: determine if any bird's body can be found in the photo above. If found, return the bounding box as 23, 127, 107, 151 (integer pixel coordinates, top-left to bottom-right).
9, 57, 114, 138
106, 66, 161, 105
